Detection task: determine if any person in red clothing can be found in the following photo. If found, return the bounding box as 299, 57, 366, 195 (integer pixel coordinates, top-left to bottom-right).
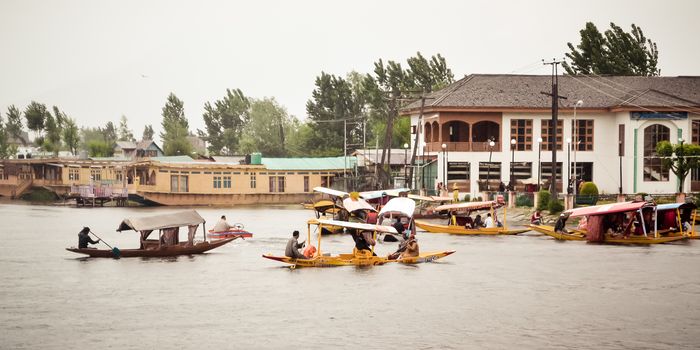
530, 210, 542, 225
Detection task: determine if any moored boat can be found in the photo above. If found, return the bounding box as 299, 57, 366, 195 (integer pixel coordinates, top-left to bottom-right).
415, 201, 529, 235
66, 210, 238, 258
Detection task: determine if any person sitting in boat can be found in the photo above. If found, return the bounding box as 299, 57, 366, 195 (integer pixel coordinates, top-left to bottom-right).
78, 227, 99, 249
484, 213, 496, 228
530, 210, 542, 225
464, 216, 474, 229
402, 232, 420, 258
285, 230, 306, 260
352, 229, 376, 256
213, 215, 233, 232
554, 212, 570, 234
577, 215, 588, 231
473, 214, 484, 228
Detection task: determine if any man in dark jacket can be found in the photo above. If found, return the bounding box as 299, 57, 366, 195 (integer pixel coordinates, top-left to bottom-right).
78, 227, 99, 249
285, 230, 306, 259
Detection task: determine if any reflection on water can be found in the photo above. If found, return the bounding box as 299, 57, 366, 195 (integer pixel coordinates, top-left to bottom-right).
1, 203, 699, 349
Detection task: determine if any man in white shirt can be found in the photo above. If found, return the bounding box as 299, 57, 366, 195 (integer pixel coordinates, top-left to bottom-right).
484, 213, 495, 228
212, 215, 233, 232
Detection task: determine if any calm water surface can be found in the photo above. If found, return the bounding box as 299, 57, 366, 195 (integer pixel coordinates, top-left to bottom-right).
1, 203, 699, 349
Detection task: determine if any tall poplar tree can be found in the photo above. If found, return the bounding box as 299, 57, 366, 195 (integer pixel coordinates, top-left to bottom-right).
160, 93, 192, 156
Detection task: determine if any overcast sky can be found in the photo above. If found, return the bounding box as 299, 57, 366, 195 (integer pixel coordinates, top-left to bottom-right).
1, 0, 698, 142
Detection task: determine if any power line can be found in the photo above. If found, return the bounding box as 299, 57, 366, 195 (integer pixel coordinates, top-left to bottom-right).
567, 75, 659, 113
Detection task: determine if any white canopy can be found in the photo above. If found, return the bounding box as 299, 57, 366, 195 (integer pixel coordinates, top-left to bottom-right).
379, 197, 416, 217
317, 219, 398, 234
435, 201, 497, 212
342, 197, 376, 213
313, 186, 348, 198
116, 210, 205, 232
359, 188, 410, 200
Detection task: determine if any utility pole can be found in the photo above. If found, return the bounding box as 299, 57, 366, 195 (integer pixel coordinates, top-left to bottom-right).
541, 59, 567, 199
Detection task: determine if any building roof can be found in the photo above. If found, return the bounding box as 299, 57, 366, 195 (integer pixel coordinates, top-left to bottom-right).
261, 156, 357, 170
402, 74, 700, 112
151, 155, 198, 163
353, 149, 410, 166
115, 141, 137, 150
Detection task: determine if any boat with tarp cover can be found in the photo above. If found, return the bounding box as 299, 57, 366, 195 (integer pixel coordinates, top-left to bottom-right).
262, 218, 454, 267
529, 201, 688, 244
66, 210, 236, 258
415, 200, 529, 235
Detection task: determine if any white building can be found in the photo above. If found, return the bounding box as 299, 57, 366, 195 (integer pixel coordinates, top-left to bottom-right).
402, 74, 700, 196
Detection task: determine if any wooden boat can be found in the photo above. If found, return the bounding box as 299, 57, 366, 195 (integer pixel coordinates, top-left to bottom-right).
415, 201, 529, 235
655, 202, 698, 239
208, 228, 253, 239
262, 217, 454, 268
539, 201, 690, 244
66, 210, 237, 258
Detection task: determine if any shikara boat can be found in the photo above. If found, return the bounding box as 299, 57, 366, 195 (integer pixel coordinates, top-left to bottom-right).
409, 194, 453, 219
415, 201, 529, 235
66, 210, 237, 258
534, 201, 688, 244
655, 202, 698, 239
208, 227, 253, 239
262, 218, 454, 268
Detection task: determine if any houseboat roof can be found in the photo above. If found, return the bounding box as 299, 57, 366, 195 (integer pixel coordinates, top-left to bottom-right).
116, 210, 205, 232
261, 156, 356, 170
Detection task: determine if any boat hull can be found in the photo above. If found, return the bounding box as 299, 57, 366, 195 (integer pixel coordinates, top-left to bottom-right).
66, 238, 237, 258
415, 220, 528, 235
528, 224, 586, 241
528, 225, 688, 244
262, 250, 454, 268
208, 230, 253, 239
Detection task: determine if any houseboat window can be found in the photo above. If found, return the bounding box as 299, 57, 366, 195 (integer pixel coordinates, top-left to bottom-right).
213, 176, 222, 189
250, 174, 257, 188
510, 119, 532, 151
572, 119, 594, 151
321, 175, 332, 188
116, 170, 123, 182
69, 168, 80, 181
90, 169, 102, 181
643, 124, 670, 182
304, 176, 309, 192
278, 176, 285, 192
541, 120, 563, 151
223, 176, 231, 188
269, 176, 276, 192
171, 175, 179, 192
180, 176, 188, 192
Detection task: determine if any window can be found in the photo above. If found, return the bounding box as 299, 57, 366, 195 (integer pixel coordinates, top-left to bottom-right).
643, 124, 670, 181
540, 162, 563, 183
619, 124, 625, 156
171, 175, 189, 192
90, 169, 102, 181
69, 168, 80, 181
213, 176, 222, 189
447, 162, 470, 181
250, 174, 256, 188
510, 162, 532, 180
269, 176, 276, 192
510, 119, 533, 151
304, 176, 309, 192
223, 176, 231, 188
541, 120, 563, 151
693, 120, 699, 145
321, 175, 332, 187
171, 175, 179, 192
116, 170, 123, 182
572, 119, 594, 151
180, 176, 188, 192
278, 176, 285, 192
478, 162, 500, 190
570, 162, 593, 182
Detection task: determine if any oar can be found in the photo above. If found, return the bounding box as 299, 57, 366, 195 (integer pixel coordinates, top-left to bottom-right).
89, 230, 121, 258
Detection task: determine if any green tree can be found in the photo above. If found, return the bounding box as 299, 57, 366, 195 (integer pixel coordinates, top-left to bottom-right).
142, 124, 154, 141
200, 88, 250, 155
0, 115, 13, 159
160, 93, 192, 156
87, 140, 114, 157
5, 105, 26, 146
62, 117, 80, 155
238, 98, 295, 157
118, 115, 135, 142
43, 113, 62, 156
657, 141, 700, 193
103, 121, 117, 144
564, 22, 660, 76
24, 101, 50, 141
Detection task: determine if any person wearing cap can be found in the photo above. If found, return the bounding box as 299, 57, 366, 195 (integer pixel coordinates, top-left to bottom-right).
212, 215, 233, 232
78, 227, 99, 249
285, 230, 306, 259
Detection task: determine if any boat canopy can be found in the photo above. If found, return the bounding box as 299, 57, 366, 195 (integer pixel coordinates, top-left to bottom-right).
435, 201, 497, 212
359, 188, 410, 200
342, 197, 376, 213
116, 210, 205, 232
407, 194, 452, 202
313, 187, 348, 198
379, 197, 416, 217
565, 201, 651, 218
317, 219, 398, 234
656, 202, 697, 211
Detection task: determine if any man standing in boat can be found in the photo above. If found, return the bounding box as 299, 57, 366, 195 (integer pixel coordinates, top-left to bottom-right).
78, 227, 99, 249
285, 230, 306, 259
213, 215, 233, 232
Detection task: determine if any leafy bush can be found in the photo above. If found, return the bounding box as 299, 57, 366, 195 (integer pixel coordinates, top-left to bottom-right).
537, 190, 551, 210
577, 182, 599, 205
463, 194, 471, 202
548, 198, 564, 213
516, 194, 534, 207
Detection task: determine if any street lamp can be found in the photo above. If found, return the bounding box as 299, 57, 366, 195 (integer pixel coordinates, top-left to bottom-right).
403, 142, 409, 188
537, 137, 543, 191
441, 143, 447, 190
573, 100, 583, 197
510, 138, 516, 190
566, 137, 571, 194
487, 139, 495, 190
618, 140, 623, 194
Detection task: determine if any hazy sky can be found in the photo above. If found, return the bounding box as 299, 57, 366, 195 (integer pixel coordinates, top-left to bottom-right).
1, 0, 698, 141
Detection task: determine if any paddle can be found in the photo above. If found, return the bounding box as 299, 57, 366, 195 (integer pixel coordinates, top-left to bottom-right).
89, 230, 121, 258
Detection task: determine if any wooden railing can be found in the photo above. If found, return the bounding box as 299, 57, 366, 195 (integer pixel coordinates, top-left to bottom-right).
425, 141, 501, 152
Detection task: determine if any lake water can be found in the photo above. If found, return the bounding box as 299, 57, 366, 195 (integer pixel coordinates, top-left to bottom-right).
1, 202, 699, 349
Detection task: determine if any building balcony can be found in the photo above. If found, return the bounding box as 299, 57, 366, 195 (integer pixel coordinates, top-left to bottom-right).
424, 141, 501, 153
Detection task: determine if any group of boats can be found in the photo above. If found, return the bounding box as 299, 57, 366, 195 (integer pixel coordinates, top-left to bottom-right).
65, 186, 699, 264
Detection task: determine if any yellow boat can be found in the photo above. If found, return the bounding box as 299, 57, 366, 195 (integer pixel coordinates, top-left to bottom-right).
415, 201, 529, 235
527, 224, 686, 244
527, 224, 586, 240
656, 202, 698, 240
263, 217, 455, 268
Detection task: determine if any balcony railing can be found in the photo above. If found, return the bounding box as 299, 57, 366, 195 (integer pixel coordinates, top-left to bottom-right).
425, 141, 501, 152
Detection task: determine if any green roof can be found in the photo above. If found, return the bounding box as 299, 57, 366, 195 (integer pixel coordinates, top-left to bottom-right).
152, 155, 196, 163
261, 156, 357, 170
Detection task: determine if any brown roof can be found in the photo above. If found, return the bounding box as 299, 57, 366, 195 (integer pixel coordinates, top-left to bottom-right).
402, 74, 700, 112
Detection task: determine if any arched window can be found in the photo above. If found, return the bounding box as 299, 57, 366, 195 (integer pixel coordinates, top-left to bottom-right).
431, 122, 439, 142
472, 121, 500, 142
424, 122, 432, 143
643, 124, 669, 181
441, 121, 469, 142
